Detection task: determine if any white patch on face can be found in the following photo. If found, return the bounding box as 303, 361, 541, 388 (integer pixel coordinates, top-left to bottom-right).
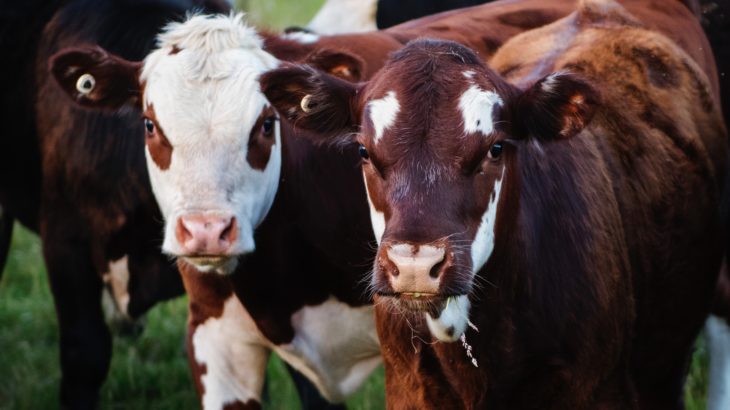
706, 315, 730, 410
458, 84, 502, 136
140, 14, 282, 263
541, 72, 562, 94
362, 176, 385, 244
282, 31, 321, 44
307, 0, 378, 34
471, 167, 505, 274
462, 70, 475, 79
101, 255, 130, 318
426, 295, 471, 342
192, 296, 270, 409
368, 91, 400, 144
274, 297, 381, 403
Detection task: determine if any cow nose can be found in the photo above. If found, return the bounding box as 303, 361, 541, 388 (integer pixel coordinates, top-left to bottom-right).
383, 243, 447, 294
175, 214, 237, 256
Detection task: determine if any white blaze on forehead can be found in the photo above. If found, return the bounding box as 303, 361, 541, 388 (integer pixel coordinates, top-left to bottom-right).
139, 13, 282, 260
471, 167, 505, 274
368, 91, 400, 144
459, 80, 502, 136
192, 296, 269, 409
426, 295, 471, 342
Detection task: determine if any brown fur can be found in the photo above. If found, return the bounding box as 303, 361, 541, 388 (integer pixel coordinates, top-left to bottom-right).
264, 1, 725, 408
143, 104, 173, 170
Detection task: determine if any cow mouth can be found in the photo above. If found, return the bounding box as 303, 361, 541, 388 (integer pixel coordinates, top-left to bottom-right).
182, 255, 239, 274
379, 292, 448, 314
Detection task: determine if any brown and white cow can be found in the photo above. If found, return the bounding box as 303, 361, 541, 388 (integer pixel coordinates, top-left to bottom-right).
262, 0, 727, 407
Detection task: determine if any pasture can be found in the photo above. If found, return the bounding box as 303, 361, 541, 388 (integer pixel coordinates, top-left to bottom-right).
0, 0, 714, 408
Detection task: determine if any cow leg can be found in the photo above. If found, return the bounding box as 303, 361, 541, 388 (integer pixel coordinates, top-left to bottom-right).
285, 363, 347, 410
42, 232, 110, 409
707, 315, 730, 410
0, 204, 14, 279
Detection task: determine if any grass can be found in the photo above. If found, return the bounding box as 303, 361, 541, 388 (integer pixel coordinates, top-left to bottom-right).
0, 0, 713, 408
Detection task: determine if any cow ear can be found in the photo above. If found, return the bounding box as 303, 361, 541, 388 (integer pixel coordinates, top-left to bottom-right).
508, 72, 598, 141
50, 46, 142, 110
304, 49, 365, 82
260, 64, 362, 140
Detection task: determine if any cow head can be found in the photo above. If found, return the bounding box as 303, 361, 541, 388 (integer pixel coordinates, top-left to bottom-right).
263, 39, 597, 340
50, 14, 282, 274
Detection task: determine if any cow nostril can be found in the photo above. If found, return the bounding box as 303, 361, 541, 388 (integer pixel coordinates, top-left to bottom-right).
429, 259, 446, 279
220, 217, 237, 243
176, 218, 193, 244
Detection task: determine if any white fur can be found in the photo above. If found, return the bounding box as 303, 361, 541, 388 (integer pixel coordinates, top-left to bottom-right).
274, 297, 381, 403
368, 91, 400, 144
141, 14, 281, 268
281, 31, 320, 44
471, 167, 504, 273
426, 295, 471, 342
707, 315, 730, 410
307, 0, 377, 34
363, 176, 385, 244
458, 84, 502, 136
192, 296, 270, 409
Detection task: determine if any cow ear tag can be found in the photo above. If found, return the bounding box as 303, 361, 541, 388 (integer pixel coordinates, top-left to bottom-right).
300, 94, 313, 113
76, 73, 96, 95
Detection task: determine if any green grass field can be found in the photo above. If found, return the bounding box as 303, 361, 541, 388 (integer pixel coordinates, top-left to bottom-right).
0, 0, 714, 408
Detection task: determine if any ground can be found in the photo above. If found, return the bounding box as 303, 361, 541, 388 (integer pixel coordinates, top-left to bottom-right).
0, 0, 712, 408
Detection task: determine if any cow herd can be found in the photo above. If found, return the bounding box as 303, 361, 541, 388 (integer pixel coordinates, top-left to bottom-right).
2, 0, 730, 409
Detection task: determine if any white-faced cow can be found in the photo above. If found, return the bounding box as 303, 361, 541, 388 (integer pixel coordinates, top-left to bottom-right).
262, 0, 727, 408
0, 0, 238, 408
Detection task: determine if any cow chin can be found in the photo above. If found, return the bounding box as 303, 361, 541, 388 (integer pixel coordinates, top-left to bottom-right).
425, 294, 471, 342
182, 255, 239, 275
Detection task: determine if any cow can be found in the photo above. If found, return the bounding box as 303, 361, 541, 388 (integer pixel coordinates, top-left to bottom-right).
261, 0, 727, 408
0, 0, 239, 408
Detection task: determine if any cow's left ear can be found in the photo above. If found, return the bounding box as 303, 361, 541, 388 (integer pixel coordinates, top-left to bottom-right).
507, 72, 599, 141
304, 48, 365, 82
50, 46, 142, 110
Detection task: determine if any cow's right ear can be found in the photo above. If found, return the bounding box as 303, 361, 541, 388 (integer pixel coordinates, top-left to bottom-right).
260, 64, 362, 140
50, 46, 142, 110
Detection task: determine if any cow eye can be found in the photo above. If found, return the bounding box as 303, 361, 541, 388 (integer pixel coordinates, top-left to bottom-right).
144, 118, 155, 134
488, 142, 503, 159
358, 144, 369, 160
262, 116, 276, 137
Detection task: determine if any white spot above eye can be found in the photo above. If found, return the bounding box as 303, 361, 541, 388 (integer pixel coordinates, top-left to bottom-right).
458, 84, 502, 136
368, 90, 399, 144
76, 73, 96, 95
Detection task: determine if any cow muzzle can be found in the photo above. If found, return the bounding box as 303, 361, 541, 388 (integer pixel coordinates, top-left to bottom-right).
377, 241, 454, 310
175, 213, 239, 273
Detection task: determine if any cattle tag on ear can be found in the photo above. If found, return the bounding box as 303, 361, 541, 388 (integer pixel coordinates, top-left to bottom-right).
301, 94, 313, 113
76, 73, 96, 95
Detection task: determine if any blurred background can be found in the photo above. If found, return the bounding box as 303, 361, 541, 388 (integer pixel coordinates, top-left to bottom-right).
0, 0, 711, 409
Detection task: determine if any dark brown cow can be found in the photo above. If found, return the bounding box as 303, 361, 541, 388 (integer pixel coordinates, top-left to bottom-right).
262, 0, 726, 408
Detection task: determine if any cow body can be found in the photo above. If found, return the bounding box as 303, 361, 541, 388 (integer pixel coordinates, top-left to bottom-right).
263, 0, 725, 408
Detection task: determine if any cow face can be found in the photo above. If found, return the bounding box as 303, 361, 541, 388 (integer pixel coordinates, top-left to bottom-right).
51, 14, 281, 274
263, 39, 597, 340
